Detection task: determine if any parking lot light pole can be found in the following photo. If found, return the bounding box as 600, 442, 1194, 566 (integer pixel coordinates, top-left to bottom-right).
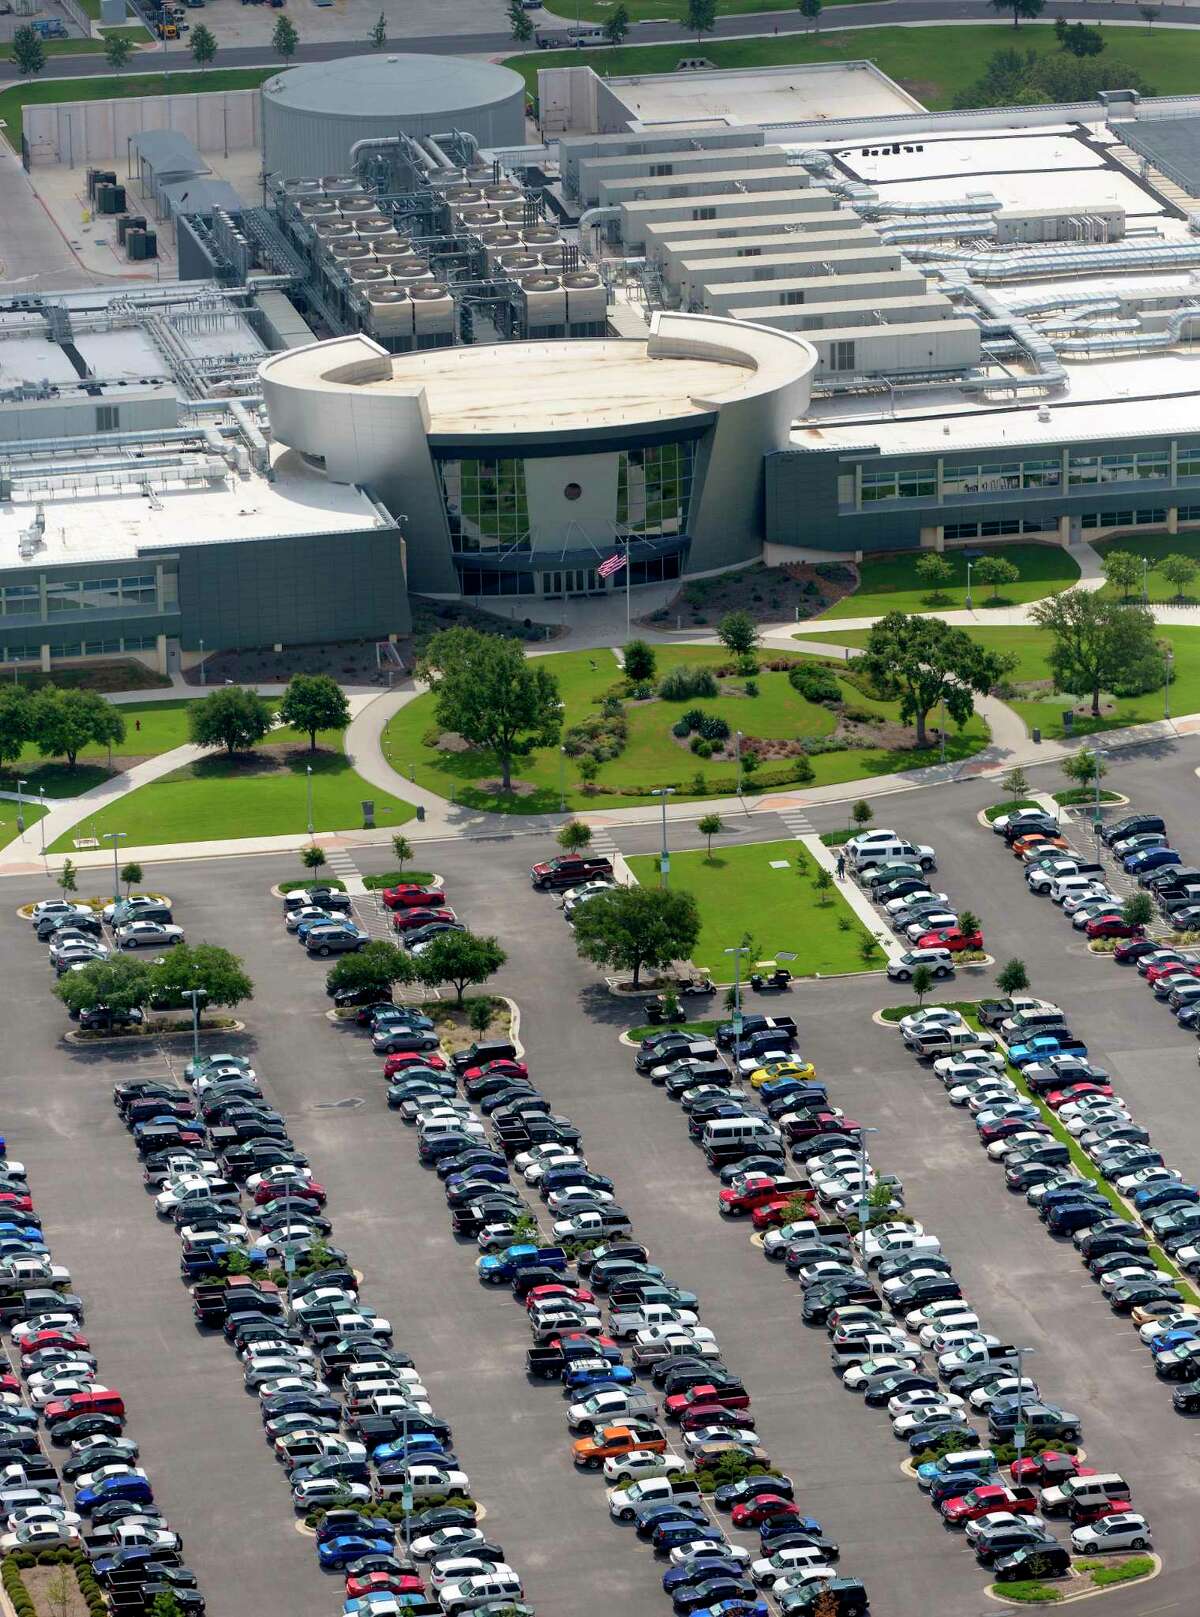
652, 788, 675, 888
1092, 748, 1106, 833
14, 778, 25, 837
856, 1125, 880, 1234
102, 830, 128, 904
1013, 1344, 1036, 1471
965, 559, 974, 611
558, 746, 566, 814
185, 987, 208, 1069
724, 944, 751, 1073
1141, 555, 1149, 605
1165, 649, 1174, 722
306, 765, 314, 838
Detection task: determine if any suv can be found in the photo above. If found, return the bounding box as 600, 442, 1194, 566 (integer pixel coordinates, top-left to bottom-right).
888, 949, 954, 984
530, 856, 614, 892
305, 925, 367, 957
1101, 813, 1165, 847
851, 839, 935, 873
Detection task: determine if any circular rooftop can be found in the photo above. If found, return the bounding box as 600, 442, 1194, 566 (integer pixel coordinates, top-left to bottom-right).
261, 53, 525, 121
369, 340, 755, 434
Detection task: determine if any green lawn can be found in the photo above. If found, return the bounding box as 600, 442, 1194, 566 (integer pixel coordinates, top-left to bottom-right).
626, 840, 883, 979
0, 67, 276, 149
816, 544, 1079, 620
0, 802, 48, 852
799, 624, 1200, 739
1095, 532, 1200, 604
47, 739, 414, 851
383, 645, 989, 813
508, 25, 1200, 113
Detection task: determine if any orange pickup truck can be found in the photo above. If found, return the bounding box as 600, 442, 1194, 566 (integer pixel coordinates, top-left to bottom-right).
572, 1423, 666, 1470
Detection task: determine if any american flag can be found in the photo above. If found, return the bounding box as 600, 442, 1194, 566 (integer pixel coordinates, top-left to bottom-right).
598, 551, 627, 579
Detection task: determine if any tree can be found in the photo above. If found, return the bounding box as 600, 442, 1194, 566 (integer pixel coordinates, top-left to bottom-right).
911, 964, 934, 1007
973, 555, 1020, 601
301, 844, 327, 872
851, 799, 873, 834
1139, 4, 1160, 28
572, 884, 700, 989
1062, 747, 1106, 790
717, 610, 759, 658
1123, 891, 1154, 930
915, 552, 953, 601
416, 930, 506, 1006
120, 861, 143, 896
989, 0, 1044, 25
55, 953, 151, 1017
857, 612, 1007, 748
325, 939, 414, 998
278, 673, 350, 751
1160, 553, 1197, 602
0, 686, 32, 768
150, 1594, 185, 1617
148, 942, 254, 1010
419, 627, 562, 793
31, 687, 125, 769
468, 996, 493, 1036
1001, 766, 1030, 799
813, 868, 833, 907
1063, 20, 1104, 54
798, 0, 822, 26
12, 25, 45, 76
1102, 552, 1141, 602
188, 685, 273, 755
392, 834, 414, 872
507, 0, 534, 47
558, 820, 593, 853
997, 957, 1030, 996
697, 812, 724, 858
1030, 590, 1160, 717
272, 13, 298, 58
623, 639, 656, 683
45, 1569, 74, 1617
955, 45, 1154, 107
105, 33, 133, 71
683, 0, 717, 40
603, 0, 631, 43
369, 9, 387, 47
958, 908, 981, 940
58, 858, 77, 896
579, 755, 600, 794
189, 22, 217, 67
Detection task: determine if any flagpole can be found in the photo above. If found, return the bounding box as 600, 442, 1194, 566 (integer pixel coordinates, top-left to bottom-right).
625, 534, 631, 640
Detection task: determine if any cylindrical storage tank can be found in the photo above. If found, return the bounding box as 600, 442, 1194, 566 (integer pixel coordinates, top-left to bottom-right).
564, 272, 607, 324
330, 240, 374, 264
410, 283, 455, 335
520, 274, 567, 328
348, 263, 392, 284
261, 54, 526, 182
365, 288, 416, 336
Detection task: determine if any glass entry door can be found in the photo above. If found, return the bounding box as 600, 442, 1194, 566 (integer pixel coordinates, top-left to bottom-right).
541, 568, 601, 598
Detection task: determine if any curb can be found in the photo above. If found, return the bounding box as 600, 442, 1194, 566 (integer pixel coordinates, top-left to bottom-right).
65, 1017, 246, 1047
985, 1552, 1160, 1606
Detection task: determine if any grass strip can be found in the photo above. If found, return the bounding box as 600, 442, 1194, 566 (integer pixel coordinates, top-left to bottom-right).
626, 1020, 720, 1043
361, 870, 436, 891
1088, 1556, 1154, 1587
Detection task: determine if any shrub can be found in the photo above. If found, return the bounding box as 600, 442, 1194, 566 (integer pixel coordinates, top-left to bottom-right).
694, 738, 714, 758
800, 735, 851, 755
601, 694, 623, 718
788, 662, 842, 704
627, 681, 653, 700
562, 711, 628, 762
690, 771, 706, 794
745, 679, 759, 696
672, 719, 692, 739
681, 707, 706, 732
658, 665, 719, 701
421, 726, 442, 747
698, 714, 730, 742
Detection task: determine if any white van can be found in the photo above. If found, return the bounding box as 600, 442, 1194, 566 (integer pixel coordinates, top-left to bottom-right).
851, 838, 936, 873
702, 1117, 781, 1165
917, 1447, 998, 1492
1049, 874, 1102, 905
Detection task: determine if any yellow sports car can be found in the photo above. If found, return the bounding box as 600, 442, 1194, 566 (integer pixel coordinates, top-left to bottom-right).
747, 1058, 816, 1089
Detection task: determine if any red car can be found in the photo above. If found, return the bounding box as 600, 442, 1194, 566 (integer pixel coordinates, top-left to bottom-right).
1086, 917, 1143, 940
1044, 1081, 1113, 1110
979, 1116, 1049, 1144
665, 1381, 751, 1419
381, 884, 446, 911
524, 1283, 595, 1309
18, 1331, 89, 1357
43, 1389, 125, 1424
1070, 1496, 1132, 1526
731, 1496, 800, 1529
345, 1572, 426, 1600
718, 1175, 795, 1217
382, 1052, 448, 1077
1010, 1451, 1094, 1486
916, 926, 983, 954
0, 1191, 34, 1213
784, 1114, 862, 1144
1145, 958, 1199, 984
464, 1059, 529, 1088
1114, 938, 1158, 965
751, 1198, 810, 1232
252, 1178, 325, 1207
0, 1374, 17, 1398
941, 1485, 1039, 1525
392, 907, 455, 934
679, 1404, 757, 1435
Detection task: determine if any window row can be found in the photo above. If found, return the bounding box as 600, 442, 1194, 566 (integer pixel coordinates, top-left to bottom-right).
46, 635, 158, 659
942, 519, 1047, 540
860, 447, 1187, 506
3, 574, 159, 617
1079, 509, 1167, 531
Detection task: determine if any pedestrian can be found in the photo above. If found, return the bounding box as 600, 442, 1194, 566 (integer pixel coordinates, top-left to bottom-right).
836, 852, 846, 880
135, 718, 141, 733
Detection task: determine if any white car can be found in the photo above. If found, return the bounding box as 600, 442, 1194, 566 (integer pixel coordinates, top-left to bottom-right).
930, 1328, 996, 1359
544, 1185, 615, 1214
887, 1387, 965, 1418
968, 1375, 1038, 1412
883, 889, 948, 915
751, 1546, 832, 1586
0, 1256, 70, 1288
409, 1527, 494, 1563
155, 1176, 223, 1215
567, 1390, 653, 1433
892, 1403, 964, 1438
1139, 1309, 1200, 1344
0, 1522, 81, 1552
918, 1311, 979, 1348
880, 1267, 947, 1301
964, 1510, 1047, 1545
986, 1131, 1048, 1162
899, 1007, 964, 1043
771, 1567, 838, 1597
10, 1314, 79, 1345
1071, 1513, 1152, 1554
4, 1506, 81, 1533
291, 1477, 371, 1508
603, 1449, 688, 1486
439, 1572, 524, 1615
256, 1375, 330, 1402
114, 920, 184, 949
906, 1299, 975, 1334
948, 1080, 1014, 1109
682, 1425, 762, 1455
30, 900, 92, 926
429, 1557, 515, 1592
520, 1150, 586, 1184
67, 1463, 146, 1493
937, 1056, 1009, 1088
631, 1325, 719, 1363
669, 1540, 751, 1568
28, 1375, 99, 1409
841, 1353, 921, 1391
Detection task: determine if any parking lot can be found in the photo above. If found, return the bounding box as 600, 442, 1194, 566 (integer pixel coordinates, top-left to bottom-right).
2, 731, 1199, 1617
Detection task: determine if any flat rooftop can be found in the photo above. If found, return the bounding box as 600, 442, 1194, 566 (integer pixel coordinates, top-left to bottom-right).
605, 62, 923, 131
0, 444, 387, 569
372, 340, 752, 431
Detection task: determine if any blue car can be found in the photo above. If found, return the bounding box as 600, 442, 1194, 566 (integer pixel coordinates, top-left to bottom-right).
436, 1151, 507, 1182
655, 1516, 720, 1551
1136, 1182, 1200, 1211
1125, 847, 1180, 875
562, 1361, 634, 1391
317, 1534, 395, 1569
445, 1165, 509, 1192
664, 1559, 749, 1594
75, 1474, 153, 1511
1151, 1328, 1200, 1356
371, 1437, 456, 1465
760, 1514, 824, 1544
688, 1603, 769, 1617
636, 1502, 707, 1541
1008, 1036, 1088, 1068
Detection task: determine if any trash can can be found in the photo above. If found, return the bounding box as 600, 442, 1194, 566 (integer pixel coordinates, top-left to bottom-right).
361, 799, 375, 829
1032, 727, 1042, 744
416, 805, 426, 822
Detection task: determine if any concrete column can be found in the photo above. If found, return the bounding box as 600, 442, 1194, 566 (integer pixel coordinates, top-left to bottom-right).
918, 525, 942, 551
1168, 506, 1179, 534
1058, 514, 1072, 545
155, 633, 168, 676
39, 644, 51, 674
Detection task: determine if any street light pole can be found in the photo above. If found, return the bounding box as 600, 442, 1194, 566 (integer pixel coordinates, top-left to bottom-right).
939, 694, 946, 767
1093, 747, 1105, 832
965, 560, 974, 611
855, 1125, 880, 1235
199, 637, 206, 687
1012, 1344, 1036, 1473
102, 830, 128, 904
306, 765, 314, 838
651, 788, 675, 889
558, 746, 566, 814
186, 987, 207, 1069
1141, 556, 1149, 605
15, 777, 25, 837
1165, 649, 1174, 722
724, 944, 750, 1076
735, 730, 743, 797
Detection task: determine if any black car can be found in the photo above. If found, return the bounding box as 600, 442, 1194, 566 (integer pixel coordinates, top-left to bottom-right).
781, 1577, 869, 1615
801, 1278, 877, 1324
79, 1005, 146, 1032
331, 983, 384, 1008
713, 1474, 794, 1510
993, 1545, 1071, 1583
885, 1277, 961, 1313
1101, 813, 1165, 846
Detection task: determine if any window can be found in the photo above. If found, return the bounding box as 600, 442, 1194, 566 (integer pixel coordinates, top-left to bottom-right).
1021, 459, 1061, 489
943, 463, 1022, 497
95, 405, 119, 433
0, 644, 39, 663
437, 459, 530, 553
691, 207, 717, 221
83, 639, 122, 656
1179, 504, 1200, 521
617, 440, 695, 535
1079, 508, 1166, 532
649, 164, 673, 177
943, 519, 1045, 539
0, 584, 39, 617
455, 567, 534, 597
1179, 447, 1200, 479
831, 340, 856, 373
45, 581, 81, 613
860, 467, 935, 503
122, 635, 158, 652
1069, 455, 1099, 487
781, 290, 806, 305
48, 642, 84, 659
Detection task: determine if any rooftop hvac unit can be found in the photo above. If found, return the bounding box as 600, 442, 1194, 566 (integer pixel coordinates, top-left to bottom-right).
365, 288, 416, 336
287, 178, 322, 197
443, 185, 485, 204
321, 176, 362, 195
339, 199, 377, 217
478, 225, 521, 246
330, 240, 375, 264
499, 252, 543, 276
374, 244, 418, 267
297, 197, 339, 217
521, 226, 562, 251
497, 203, 527, 225
314, 219, 356, 241
356, 218, 393, 238
521, 273, 567, 326
348, 263, 392, 284
388, 264, 435, 287
485, 185, 523, 206
369, 232, 411, 255
410, 283, 455, 334
564, 271, 606, 324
